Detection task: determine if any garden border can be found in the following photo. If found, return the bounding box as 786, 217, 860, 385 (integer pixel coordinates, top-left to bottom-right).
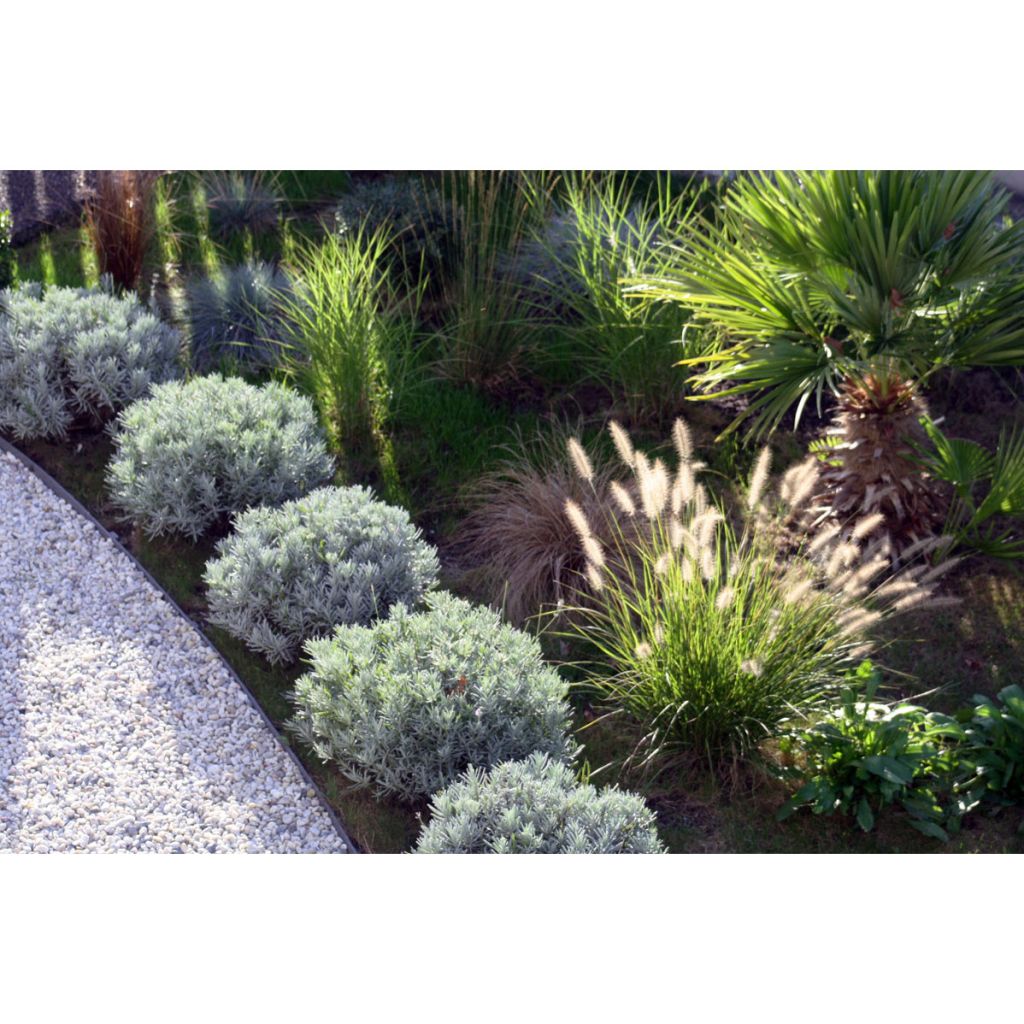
0, 434, 358, 854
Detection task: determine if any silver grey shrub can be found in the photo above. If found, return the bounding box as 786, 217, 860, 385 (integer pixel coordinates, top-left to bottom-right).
180, 262, 293, 371
289, 592, 575, 802
204, 485, 441, 664
0, 284, 183, 440
414, 753, 666, 854
107, 374, 334, 540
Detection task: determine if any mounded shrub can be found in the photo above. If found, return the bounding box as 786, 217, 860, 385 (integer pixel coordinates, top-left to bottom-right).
204, 485, 441, 664
180, 262, 293, 371
0, 284, 183, 440
107, 374, 334, 539
414, 753, 666, 854
289, 592, 575, 801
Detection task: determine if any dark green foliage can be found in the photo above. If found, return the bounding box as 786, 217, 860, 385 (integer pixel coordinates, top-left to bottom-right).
778, 663, 966, 840
914, 417, 1024, 558
0, 209, 14, 290
957, 684, 1024, 810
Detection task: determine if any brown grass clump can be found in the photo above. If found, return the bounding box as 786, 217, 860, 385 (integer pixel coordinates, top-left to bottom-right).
458, 422, 623, 627
84, 170, 160, 292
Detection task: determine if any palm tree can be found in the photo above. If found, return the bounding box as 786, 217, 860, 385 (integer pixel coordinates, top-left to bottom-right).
635, 170, 1024, 553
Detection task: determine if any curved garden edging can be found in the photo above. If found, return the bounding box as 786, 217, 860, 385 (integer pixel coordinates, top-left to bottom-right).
0, 434, 357, 853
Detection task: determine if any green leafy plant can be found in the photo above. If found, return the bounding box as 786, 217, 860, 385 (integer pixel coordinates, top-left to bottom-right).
778, 662, 966, 839
913, 417, 1024, 559
636, 171, 1024, 552
414, 753, 666, 854
289, 592, 575, 802
562, 420, 953, 770
204, 485, 440, 664
277, 223, 424, 454
956, 684, 1024, 812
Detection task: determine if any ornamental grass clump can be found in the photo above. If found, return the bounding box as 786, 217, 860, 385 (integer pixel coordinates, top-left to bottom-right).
289, 592, 575, 802
204, 485, 440, 664
107, 374, 334, 540
203, 171, 280, 239
511, 172, 699, 421
0, 284, 183, 440
83, 170, 159, 293
180, 261, 294, 371
414, 753, 666, 854
563, 418, 958, 770
459, 422, 621, 627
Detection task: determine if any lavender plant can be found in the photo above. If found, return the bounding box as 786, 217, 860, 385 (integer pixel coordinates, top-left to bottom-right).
415, 753, 666, 854
0, 284, 183, 440
204, 485, 440, 664
107, 374, 334, 539
289, 592, 575, 802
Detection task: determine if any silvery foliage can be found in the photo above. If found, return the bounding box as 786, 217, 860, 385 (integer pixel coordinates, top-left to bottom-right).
415, 753, 666, 854
107, 374, 334, 540
204, 485, 441, 665
0, 284, 183, 440
181, 262, 293, 371
289, 592, 575, 802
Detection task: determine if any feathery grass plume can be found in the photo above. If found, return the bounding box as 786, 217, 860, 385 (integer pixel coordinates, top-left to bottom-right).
672, 417, 693, 463
565, 499, 592, 541
610, 480, 636, 516
83, 171, 159, 293
746, 447, 773, 511
852, 513, 887, 542
568, 437, 594, 482
582, 535, 606, 569
560, 418, 954, 771
609, 420, 635, 468
639, 457, 670, 520
458, 422, 622, 627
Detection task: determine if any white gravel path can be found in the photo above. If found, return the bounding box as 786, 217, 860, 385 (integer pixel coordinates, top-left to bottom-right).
0, 449, 349, 853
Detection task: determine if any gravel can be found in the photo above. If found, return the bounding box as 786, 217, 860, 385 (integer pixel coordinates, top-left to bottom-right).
0, 450, 348, 853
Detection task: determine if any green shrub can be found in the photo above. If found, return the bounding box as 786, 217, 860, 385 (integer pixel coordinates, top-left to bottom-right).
563, 420, 954, 768
289, 592, 575, 802
414, 753, 666, 854
0, 284, 183, 440
107, 374, 334, 539
278, 225, 423, 453
204, 485, 440, 664
778, 664, 965, 840
957, 684, 1024, 811
0, 209, 13, 291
